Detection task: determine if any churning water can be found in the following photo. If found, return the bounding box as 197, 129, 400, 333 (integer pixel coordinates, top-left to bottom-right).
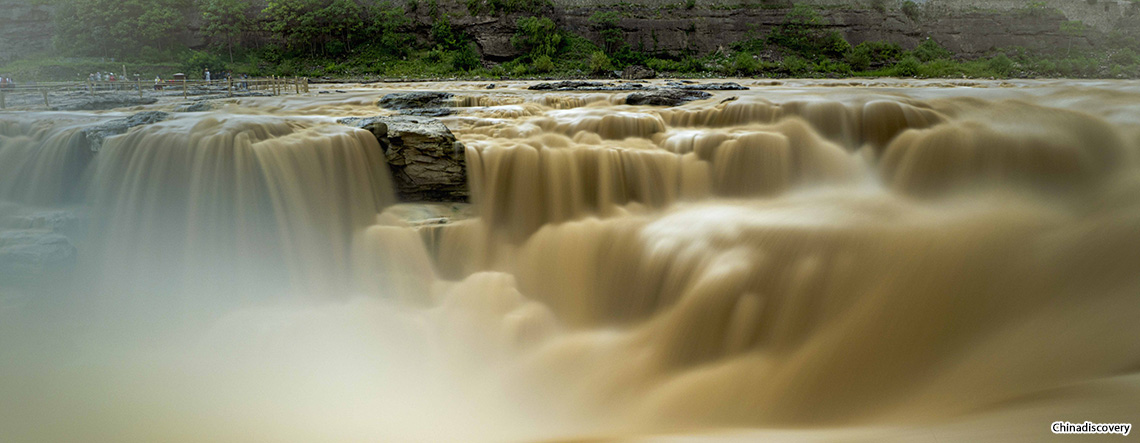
2, 79, 1139, 442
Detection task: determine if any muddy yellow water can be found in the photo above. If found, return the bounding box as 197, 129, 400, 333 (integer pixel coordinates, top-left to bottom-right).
1, 79, 1139, 442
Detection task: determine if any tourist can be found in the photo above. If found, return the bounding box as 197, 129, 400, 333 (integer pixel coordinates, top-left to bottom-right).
205, 69, 211, 82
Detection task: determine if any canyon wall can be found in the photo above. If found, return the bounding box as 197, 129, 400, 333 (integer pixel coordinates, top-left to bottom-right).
1, 0, 1136, 66
0, 0, 54, 64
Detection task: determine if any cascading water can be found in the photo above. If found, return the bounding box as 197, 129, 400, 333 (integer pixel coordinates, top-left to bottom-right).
1, 79, 1139, 442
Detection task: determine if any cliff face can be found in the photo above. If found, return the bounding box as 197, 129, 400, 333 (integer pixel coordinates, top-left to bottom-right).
438, 4, 1097, 60
0, 0, 54, 64
1, 0, 1134, 66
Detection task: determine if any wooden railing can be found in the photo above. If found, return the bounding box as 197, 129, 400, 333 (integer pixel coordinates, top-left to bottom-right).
0, 76, 311, 109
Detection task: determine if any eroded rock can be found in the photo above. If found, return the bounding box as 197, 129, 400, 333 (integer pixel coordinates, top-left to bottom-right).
626, 89, 713, 106
340, 115, 467, 202
666, 82, 750, 91
622, 65, 657, 80
51, 94, 159, 111
82, 111, 170, 152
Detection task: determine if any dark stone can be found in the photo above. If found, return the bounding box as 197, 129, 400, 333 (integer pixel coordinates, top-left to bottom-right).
529, 81, 666, 91
177, 101, 215, 112
666, 82, 750, 91
626, 89, 713, 106
529, 81, 605, 90
82, 111, 170, 152
50, 94, 159, 111
379, 91, 455, 110
339, 115, 467, 202
399, 107, 454, 117
365, 121, 388, 139
621, 65, 657, 80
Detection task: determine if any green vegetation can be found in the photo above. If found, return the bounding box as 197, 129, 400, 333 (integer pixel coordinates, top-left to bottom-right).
2, 1, 1138, 81
465, 0, 551, 15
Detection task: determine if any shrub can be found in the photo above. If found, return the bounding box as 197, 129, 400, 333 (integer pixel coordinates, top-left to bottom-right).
731, 52, 762, 75
892, 55, 921, 76
513, 16, 562, 60
820, 31, 852, 59
768, 4, 829, 57
589, 51, 613, 74
780, 55, 812, 76
918, 58, 960, 77
452, 44, 482, 71
676, 56, 705, 73
431, 15, 467, 50
182, 50, 224, 76
1110, 48, 1139, 66
846, 47, 872, 71
988, 53, 1014, 76
816, 59, 852, 76
912, 38, 952, 62
848, 41, 903, 69
532, 54, 555, 72
901, 1, 919, 19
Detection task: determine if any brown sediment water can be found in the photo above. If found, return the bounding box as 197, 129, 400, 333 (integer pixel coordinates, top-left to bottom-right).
1, 79, 1139, 442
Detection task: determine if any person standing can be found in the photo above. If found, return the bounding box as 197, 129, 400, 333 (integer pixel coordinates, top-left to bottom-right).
205, 69, 211, 82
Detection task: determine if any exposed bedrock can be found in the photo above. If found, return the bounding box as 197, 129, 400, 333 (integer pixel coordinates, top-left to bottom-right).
340, 115, 468, 202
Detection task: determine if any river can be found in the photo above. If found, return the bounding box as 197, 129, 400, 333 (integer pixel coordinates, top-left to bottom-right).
1, 78, 1138, 442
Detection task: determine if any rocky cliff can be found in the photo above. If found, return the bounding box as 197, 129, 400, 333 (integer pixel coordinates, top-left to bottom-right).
2, 0, 1136, 66
431, 1, 1127, 60
0, 0, 54, 64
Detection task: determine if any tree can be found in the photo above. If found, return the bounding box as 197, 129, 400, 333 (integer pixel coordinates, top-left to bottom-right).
52, 0, 190, 59
512, 16, 561, 61
199, 0, 254, 63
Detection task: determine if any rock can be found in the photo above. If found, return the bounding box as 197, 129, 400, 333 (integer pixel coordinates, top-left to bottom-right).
82, 111, 170, 152
400, 108, 454, 117
666, 82, 750, 91
339, 115, 467, 202
379, 91, 455, 110
380, 91, 456, 117
621, 65, 657, 80
364, 121, 388, 139
0, 230, 77, 279
528, 81, 661, 91
50, 94, 158, 111
177, 101, 215, 112
529, 81, 605, 91
626, 89, 713, 106
485, 83, 496, 89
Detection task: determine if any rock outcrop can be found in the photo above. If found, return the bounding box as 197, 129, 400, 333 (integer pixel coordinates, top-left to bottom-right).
340, 115, 467, 202
379, 91, 456, 117
621, 65, 657, 80
82, 111, 170, 152
529, 81, 651, 91
625, 89, 712, 107
51, 94, 159, 112
667, 82, 749, 91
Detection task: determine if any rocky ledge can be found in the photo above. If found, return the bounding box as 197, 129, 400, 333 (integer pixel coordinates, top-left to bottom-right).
82, 111, 170, 152
625, 90, 713, 106
529, 80, 748, 93
340, 115, 467, 202
50, 93, 159, 111
379, 91, 456, 117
